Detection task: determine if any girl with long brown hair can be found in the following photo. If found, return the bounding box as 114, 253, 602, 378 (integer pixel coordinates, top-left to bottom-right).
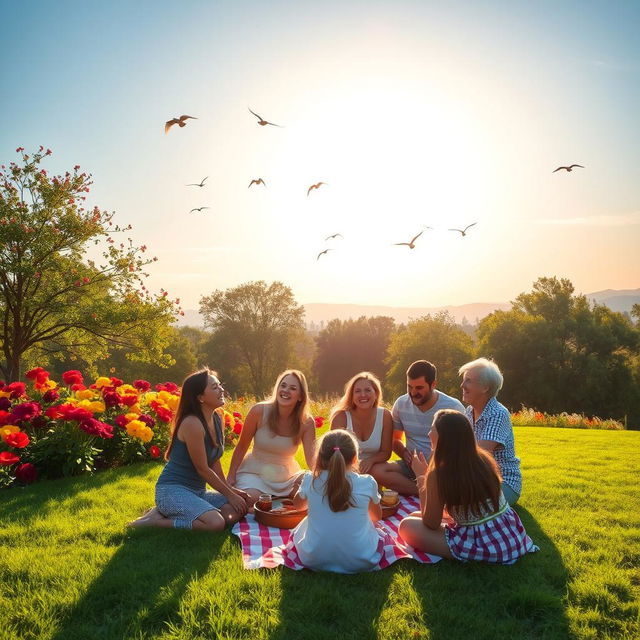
129, 369, 252, 531
398, 410, 538, 563
290, 429, 384, 573
227, 370, 316, 501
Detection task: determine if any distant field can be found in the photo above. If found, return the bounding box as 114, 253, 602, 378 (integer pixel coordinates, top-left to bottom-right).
1, 427, 638, 640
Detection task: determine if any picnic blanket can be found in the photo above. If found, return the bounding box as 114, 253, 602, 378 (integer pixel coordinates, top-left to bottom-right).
231, 495, 442, 570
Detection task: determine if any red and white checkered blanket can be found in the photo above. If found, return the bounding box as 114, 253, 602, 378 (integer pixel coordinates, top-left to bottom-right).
231, 495, 442, 570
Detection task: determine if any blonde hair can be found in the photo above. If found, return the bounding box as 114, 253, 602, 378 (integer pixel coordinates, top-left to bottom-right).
313, 429, 359, 512
330, 371, 382, 421
266, 369, 312, 442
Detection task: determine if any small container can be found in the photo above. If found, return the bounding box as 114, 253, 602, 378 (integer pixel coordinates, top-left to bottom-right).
381, 489, 399, 506
256, 494, 272, 511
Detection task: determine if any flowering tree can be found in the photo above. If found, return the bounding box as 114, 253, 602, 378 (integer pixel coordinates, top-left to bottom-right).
0, 147, 179, 380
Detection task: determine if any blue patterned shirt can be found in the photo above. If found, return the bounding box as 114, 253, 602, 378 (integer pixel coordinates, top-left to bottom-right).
465, 397, 522, 495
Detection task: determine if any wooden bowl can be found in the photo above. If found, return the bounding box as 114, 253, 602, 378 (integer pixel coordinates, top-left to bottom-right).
381, 500, 400, 518
254, 498, 308, 529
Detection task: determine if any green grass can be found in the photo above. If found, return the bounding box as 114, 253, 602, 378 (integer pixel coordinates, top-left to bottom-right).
1, 428, 639, 640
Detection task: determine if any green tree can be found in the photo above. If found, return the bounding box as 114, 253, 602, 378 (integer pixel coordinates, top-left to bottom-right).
0, 147, 178, 380
313, 316, 396, 395
385, 311, 474, 398
200, 281, 306, 396
478, 277, 639, 420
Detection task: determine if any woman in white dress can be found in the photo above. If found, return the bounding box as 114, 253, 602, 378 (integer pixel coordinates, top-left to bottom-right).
291, 429, 384, 573
227, 370, 316, 501
330, 371, 393, 475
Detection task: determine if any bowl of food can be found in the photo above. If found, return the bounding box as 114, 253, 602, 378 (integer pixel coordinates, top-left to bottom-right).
254, 498, 308, 529
380, 490, 400, 518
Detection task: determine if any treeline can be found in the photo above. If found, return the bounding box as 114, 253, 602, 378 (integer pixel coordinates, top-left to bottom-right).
29, 277, 640, 427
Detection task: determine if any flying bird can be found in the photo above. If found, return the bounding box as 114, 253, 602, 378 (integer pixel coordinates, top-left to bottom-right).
165, 115, 197, 134
448, 223, 477, 237
553, 164, 584, 173
186, 177, 208, 187
189, 207, 210, 213
394, 231, 423, 249
307, 182, 328, 196
325, 233, 343, 241
317, 249, 333, 260
248, 178, 266, 188
248, 108, 282, 127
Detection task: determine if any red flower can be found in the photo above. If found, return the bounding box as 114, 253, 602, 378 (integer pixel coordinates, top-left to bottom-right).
0, 397, 11, 410
26, 367, 50, 384
0, 451, 20, 465
42, 389, 60, 403
15, 463, 37, 484
4, 431, 30, 448
71, 383, 86, 392
138, 414, 155, 428
110, 376, 123, 387
150, 445, 161, 459
121, 394, 138, 407
314, 416, 325, 429
233, 421, 243, 434
155, 382, 178, 393
62, 370, 84, 386
133, 379, 151, 392
155, 406, 173, 423
5, 382, 26, 399
0, 410, 11, 425
115, 414, 128, 428
10, 401, 42, 422
233, 412, 242, 419
102, 391, 123, 408
79, 418, 113, 439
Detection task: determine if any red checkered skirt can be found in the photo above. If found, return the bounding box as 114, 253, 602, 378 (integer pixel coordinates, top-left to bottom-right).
444, 507, 539, 564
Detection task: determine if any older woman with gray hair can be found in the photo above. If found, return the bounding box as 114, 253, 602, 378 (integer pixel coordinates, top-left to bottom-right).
459, 358, 522, 505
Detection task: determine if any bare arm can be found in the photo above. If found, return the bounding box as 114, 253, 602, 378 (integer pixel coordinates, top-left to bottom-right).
292, 485, 308, 511
478, 439, 499, 454
392, 429, 411, 464
180, 418, 248, 515
420, 469, 444, 530
330, 410, 347, 430
299, 417, 317, 470
226, 404, 262, 484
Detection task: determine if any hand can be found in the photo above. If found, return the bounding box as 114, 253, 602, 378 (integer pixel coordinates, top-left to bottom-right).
359, 459, 373, 474
226, 474, 236, 487
234, 488, 253, 508
226, 491, 248, 516
411, 450, 429, 478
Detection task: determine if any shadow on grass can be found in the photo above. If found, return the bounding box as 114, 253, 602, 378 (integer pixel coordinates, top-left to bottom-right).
0, 463, 156, 525
270, 562, 395, 640
48, 527, 224, 640
411, 506, 571, 640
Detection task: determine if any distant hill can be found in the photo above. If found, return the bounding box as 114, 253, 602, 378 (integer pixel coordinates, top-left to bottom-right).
175, 287, 640, 328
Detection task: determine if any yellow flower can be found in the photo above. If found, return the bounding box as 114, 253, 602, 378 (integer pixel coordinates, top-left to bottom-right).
94, 376, 112, 389
139, 426, 153, 443
165, 395, 179, 411
88, 401, 105, 413
125, 412, 139, 422
1, 425, 21, 441
126, 420, 145, 437
0, 391, 11, 399
75, 389, 95, 401
127, 403, 142, 415
117, 384, 137, 396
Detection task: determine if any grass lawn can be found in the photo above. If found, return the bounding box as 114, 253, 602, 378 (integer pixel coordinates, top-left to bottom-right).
1, 427, 639, 640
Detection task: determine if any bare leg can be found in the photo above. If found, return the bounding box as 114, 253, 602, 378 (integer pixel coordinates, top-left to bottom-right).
128, 509, 174, 528
398, 517, 453, 558
371, 462, 418, 496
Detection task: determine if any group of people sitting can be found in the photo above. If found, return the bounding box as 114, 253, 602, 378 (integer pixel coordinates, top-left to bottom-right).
129, 358, 538, 572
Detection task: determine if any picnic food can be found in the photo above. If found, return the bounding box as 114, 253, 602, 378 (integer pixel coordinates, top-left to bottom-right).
381, 490, 399, 506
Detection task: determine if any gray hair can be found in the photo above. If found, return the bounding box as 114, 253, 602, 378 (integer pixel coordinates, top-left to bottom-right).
458, 358, 503, 397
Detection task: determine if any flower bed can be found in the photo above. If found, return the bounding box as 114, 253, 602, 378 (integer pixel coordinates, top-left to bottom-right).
511, 407, 625, 430
0, 368, 243, 488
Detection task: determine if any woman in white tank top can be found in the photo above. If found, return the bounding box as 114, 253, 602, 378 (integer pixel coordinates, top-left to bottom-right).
330, 372, 393, 474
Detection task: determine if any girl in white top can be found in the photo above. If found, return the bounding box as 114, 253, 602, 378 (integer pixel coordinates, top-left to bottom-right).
330, 371, 393, 474
291, 429, 384, 574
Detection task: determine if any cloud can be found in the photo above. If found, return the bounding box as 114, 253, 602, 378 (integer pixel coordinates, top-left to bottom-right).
534, 212, 640, 227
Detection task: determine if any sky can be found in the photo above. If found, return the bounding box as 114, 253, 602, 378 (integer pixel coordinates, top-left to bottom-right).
1, 0, 639, 310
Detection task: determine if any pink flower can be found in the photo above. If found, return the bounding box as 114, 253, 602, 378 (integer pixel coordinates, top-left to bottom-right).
15, 463, 37, 484
10, 401, 42, 422
79, 418, 113, 439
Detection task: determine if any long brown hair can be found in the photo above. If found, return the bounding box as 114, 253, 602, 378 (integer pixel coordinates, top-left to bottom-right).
164, 368, 219, 461
265, 369, 311, 442
330, 371, 382, 421
313, 429, 359, 512
429, 409, 501, 518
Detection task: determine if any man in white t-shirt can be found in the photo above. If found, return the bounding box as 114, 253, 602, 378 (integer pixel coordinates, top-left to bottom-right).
372, 360, 464, 495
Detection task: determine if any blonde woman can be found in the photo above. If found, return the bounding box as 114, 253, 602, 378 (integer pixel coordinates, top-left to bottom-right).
227, 370, 316, 500
330, 372, 393, 475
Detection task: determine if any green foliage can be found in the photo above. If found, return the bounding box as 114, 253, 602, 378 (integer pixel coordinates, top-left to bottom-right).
313, 316, 396, 394
200, 281, 307, 396
385, 311, 474, 397
478, 277, 640, 423
0, 147, 178, 380
1, 429, 638, 640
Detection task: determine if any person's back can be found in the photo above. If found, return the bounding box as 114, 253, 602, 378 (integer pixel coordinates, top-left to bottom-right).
293, 470, 381, 573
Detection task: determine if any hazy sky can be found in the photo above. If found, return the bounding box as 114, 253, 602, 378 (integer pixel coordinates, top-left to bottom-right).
2, 0, 639, 309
